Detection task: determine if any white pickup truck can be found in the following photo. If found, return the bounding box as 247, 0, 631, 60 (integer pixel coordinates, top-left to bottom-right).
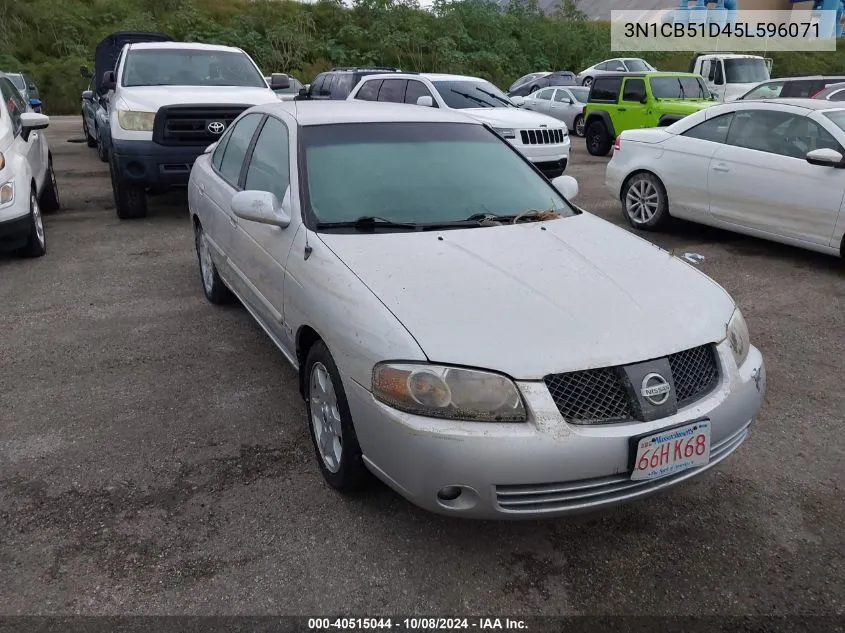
689, 53, 772, 102
98, 36, 289, 219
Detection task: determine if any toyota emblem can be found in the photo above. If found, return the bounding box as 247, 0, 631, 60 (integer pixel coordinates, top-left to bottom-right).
207, 121, 226, 135
641, 373, 671, 406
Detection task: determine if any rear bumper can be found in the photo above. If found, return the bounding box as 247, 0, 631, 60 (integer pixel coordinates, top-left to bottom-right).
111, 139, 206, 189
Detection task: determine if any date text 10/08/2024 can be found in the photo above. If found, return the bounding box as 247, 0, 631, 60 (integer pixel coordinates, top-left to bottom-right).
308, 618, 528, 630
623, 21, 820, 38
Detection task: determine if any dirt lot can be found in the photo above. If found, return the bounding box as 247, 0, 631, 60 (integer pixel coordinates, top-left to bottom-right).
0, 116, 843, 616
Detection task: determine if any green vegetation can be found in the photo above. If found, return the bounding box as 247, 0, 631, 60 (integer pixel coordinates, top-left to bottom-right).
3, 0, 845, 114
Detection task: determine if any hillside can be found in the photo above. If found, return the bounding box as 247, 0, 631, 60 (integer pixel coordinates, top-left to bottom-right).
2, 0, 844, 114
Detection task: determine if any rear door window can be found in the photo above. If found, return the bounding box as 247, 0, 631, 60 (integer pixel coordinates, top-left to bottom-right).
332, 74, 355, 99
356, 79, 382, 101
781, 80, 819, 98
377, 79, 407, 103
590, 77, 621, 102
217, 113, 263, 187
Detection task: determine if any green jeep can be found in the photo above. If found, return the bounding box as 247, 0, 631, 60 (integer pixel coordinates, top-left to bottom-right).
583, 72, 716, 156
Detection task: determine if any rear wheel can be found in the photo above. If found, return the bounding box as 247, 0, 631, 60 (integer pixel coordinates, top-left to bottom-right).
573, 114, 586, 137
83, 119, 96, 147
585, 120, 612, 156
110, 155, 147, 219
18, 187, 46, 258
40, 155, 60, 213
621, 172, 670, 230
582, 76, 593, 88
194, 223, 233, 304
96, 128, 108, 162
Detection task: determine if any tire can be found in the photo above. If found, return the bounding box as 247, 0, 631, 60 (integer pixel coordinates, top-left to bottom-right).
573, 114, 586, 137
194, 224, 233, 304
83, 119, 96, 148
96, 128, 108, 162
39, 155, 60, 213
582, 76, 593, 87
586, 120, 612, 156
109, 154, 147, 219
621, 172, 670, 230
304, 340, 369, 492
18, 187, 46, 258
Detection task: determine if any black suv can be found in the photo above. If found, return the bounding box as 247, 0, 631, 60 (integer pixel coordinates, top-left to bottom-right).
300, 67, 403, 100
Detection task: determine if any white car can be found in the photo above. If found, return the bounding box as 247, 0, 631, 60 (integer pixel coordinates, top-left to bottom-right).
346, 73, 571, 178
188, 100, 765, 519
0, 75, 59, 258
606, 98, 845, 258
577, 58, 656, 87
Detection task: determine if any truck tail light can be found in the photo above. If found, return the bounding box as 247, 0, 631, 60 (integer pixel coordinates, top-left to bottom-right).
613, 136, 621, 151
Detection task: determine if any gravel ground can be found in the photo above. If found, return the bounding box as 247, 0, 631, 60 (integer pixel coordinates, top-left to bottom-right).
0, 116, 843, 616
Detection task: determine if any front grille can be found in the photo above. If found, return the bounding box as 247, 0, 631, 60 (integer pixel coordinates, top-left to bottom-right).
544, 344, 720, 425
520, 128, 566, 145
494, 421, 750, 514
152, 105, 251, 146
668, 344, 719, 405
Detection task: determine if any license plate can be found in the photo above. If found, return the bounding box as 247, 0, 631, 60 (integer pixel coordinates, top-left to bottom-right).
630, 419, 711, 481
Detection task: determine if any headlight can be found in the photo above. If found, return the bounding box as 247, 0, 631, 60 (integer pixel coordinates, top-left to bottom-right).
0, 181, 14, 208
726, 308, 750, 367
492, 127, 516, 139
117, 109, 155, 131
372, 362, 527, 422
0, 152, 5, 170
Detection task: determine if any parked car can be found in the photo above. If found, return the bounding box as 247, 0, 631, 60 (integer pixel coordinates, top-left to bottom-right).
508, 72, 551, 93
0, 75, 60, 258
1, 72, 41, 112
507, 71, 578, 97
521, 85, 590, 136
98, 35, 287, 219
187, 99, 765, 518
606, 98, 845, 258
811, 81, 845, 101
584, 72, 715, 156
347, 72, 571, 178
265, 74, 302, 100
299, 67, 403, 101
577, 58, 656, 87
80, 77, 99, 149
737, 76, 845, 101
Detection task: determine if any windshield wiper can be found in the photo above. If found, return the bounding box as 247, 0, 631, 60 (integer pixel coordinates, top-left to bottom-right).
464, 210, 561, 224
316, 216, 419, 231
474, 87, 512, 106
450, 89, 492, 107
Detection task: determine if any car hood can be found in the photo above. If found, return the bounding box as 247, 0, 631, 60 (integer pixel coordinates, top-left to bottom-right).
318, 213, 735, 379
655, 99, 714, 114
117, 85, 280, 111
459, 107, 566, 129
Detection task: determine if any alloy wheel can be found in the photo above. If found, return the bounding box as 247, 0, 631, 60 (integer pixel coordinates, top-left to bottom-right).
309, 362, 343, 473
625, 178, 660, 224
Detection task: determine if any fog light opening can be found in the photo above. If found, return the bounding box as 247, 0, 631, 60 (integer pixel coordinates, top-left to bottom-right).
437, 486, 462, 501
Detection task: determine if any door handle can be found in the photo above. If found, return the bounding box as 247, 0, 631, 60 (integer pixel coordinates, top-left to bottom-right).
618, 107, 626, 112
712, 163, 730, 172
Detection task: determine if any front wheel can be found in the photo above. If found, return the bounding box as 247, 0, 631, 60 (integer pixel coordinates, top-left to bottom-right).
585, 120, 612, 156
18, 188, 46, 258
195, 224, 233, 304
573, 114, 586, 137
84, 119, 96, 148
582, 76, 593, 88
96, 129, 108, 162
305, 341, 369, 492
621, 172, 670, 230
110, 155, 147, 219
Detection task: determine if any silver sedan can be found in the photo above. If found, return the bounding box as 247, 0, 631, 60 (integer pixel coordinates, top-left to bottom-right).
521, 85, 590, 136
187, 100, 765, 519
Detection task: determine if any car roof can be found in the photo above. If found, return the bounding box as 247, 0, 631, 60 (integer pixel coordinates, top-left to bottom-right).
128, 41, 245, 53
254, 100, 484, 126
754, 98, 845, 110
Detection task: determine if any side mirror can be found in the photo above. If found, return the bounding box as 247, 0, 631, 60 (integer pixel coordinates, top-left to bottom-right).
231, 190, 291, 228
102, 70, 116, 91
639, 95, 648, 104
270, 73, 290, 90
711, 91, 720, 100
416, 95, 434, 107
82, 90, 94, 101
551, 174, 578, 200
20, 112, 49, 140
805, 148, 845, 168
80, 65, 92, 79
510, 95, 525, 106
203, 141, 218, 155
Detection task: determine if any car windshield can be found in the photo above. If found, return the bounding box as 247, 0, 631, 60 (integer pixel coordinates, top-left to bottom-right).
724, 58, 770, 84
122, 49, 267, 87
625, 59, 651, 71
6, 74, 25, 90
650, 76, 709, 99
432, 80, 515, 109
822, 109, 845, 132
568, 87, 590, 102
301, 122, 575, 231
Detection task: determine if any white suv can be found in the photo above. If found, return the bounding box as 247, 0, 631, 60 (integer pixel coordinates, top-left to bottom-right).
0, 75, 60, 258
99, 39, 288, 219
347, 73, 571, 178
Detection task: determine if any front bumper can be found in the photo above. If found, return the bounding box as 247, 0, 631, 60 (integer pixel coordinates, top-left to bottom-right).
346, 342, 765, 519
111, 139, 206, 189
517, 138, 571, 178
